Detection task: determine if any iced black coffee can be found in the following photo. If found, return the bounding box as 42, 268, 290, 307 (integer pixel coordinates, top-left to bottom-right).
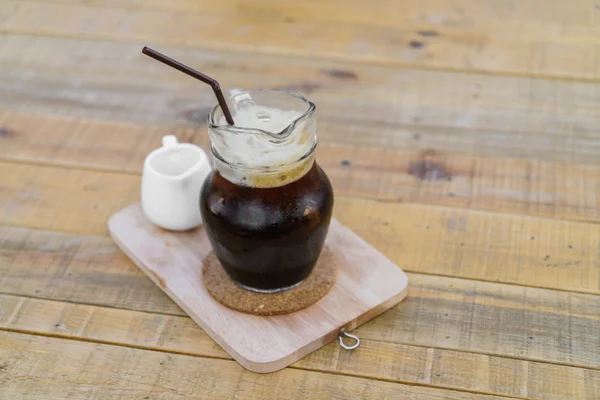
200, 89, 333, 292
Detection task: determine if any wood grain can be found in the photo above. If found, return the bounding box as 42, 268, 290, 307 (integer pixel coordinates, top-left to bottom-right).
2, 35, 599, 165
1, 161, 599, 294
109, 204, 408, 372
1, 0, 598, 395
1, 226, 599, 370
336, 197, 600, 294
0, 331, 518, 400
2, 1, 599, 80
3, 111, 600, 223
0, 225, 179, 314
0, 161, 137, 235
1, 293, 599, 399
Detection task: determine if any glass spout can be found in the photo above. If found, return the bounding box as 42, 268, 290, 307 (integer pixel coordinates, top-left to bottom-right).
207, 89, 317, 188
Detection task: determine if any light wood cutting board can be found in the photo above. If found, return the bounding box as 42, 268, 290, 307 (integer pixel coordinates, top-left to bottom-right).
109, 203, 408, 373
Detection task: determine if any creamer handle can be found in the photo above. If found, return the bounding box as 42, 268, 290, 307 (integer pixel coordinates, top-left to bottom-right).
162, 135, 178, 148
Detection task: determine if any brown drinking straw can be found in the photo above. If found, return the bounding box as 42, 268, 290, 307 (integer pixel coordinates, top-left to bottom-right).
142, 47, 235, 125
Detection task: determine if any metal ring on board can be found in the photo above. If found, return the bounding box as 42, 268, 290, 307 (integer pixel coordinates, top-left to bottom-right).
338, 328, 360, 350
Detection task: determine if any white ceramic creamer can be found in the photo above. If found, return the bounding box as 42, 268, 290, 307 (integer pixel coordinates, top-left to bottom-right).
141, 135, 211, 231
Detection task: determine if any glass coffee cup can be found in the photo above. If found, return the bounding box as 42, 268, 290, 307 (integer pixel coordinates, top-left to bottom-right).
200, 89, 334, 293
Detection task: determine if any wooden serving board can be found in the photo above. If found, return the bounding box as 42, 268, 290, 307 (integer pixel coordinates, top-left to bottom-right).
109, 203, 408, 373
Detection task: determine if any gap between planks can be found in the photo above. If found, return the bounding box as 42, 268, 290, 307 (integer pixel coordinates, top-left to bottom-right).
0, 156, 146, 177
289, 365, 530, 400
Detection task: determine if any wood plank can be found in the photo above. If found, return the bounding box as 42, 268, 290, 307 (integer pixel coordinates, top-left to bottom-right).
1, 293, 598, 399
0, 112, 199, 173
2, 0, 599, 80
336, 197, 600, 294
0, 330, 515, 400
0, 161, 136, 235
0, 225, 179, 315
2, 35, 600, 164
17, 0, 597, 30
1, 161, 599, 293
3, 111, 600, 223
1, 226, 599, 370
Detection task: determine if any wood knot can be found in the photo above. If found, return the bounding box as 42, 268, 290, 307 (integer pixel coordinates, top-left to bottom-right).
0, 128, 16, 138
409, 40, 425, 49
320, 69, 358, 80
408, 151, 451, 181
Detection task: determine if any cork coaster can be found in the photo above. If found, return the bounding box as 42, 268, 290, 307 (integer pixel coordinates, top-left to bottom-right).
202, 248, 337, 316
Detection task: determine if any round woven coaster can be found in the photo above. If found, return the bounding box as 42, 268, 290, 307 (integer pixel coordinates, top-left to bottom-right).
202, 248, 337, 316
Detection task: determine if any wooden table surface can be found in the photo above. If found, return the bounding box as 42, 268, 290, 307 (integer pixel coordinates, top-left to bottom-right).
1, 0, 599, 398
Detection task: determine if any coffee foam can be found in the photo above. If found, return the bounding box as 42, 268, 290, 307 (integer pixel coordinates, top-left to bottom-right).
213, 104, 315, 188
